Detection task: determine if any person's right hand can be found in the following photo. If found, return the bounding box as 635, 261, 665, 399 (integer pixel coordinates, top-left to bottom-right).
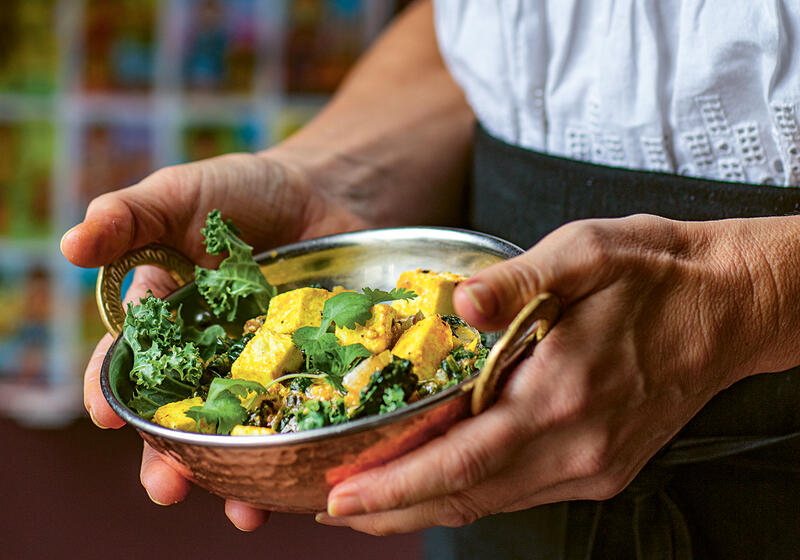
61, 151, 370, 529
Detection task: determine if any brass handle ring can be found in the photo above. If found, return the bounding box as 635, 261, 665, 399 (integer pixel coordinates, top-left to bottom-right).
96, 244, 195, 337
470, 293, 562, 415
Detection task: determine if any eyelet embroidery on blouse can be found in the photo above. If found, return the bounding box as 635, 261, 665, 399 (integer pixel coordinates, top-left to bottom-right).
640, 136, 674, 173
734, 122, 767, 167
770, 103, 800, 185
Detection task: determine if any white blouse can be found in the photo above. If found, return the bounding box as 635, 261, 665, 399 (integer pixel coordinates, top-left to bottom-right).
433, 0, 800, 187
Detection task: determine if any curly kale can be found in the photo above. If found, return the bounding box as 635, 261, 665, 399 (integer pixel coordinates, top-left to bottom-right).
194, 209, 277, 322
123, 294, 206, 419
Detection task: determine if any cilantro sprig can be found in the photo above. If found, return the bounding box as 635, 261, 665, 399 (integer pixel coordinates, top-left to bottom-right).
291, 287, 417, 389
186, 378, 268, 434
194, 210, 277, 322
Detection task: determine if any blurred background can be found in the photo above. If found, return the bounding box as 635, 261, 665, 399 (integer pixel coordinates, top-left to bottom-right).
0, 1, 421, 558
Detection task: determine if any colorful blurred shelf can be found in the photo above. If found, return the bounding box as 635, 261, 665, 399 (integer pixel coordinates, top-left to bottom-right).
0, 0, 403, 426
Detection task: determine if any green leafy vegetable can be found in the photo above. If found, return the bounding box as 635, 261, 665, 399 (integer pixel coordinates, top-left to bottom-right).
380, 385, 407, 414
280, 398, 348, 433
183, 324, 228, 362
290, 330, 371, 391
291, 286, 416, 389
441, 314, 468, 331
351, 357, 417, 419
194, 209, 277, 322
123, 294, 205, 419
123, 293, 182, 353
316, 287, 417, 333
186, 378, 268, 434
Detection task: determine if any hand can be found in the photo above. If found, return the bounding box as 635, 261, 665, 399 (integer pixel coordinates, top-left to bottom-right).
319, 214, 783, 534
62, 151, 369, 530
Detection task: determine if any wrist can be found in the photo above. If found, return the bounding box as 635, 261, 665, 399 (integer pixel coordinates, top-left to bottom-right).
701, 216, 800, 381
257, 145, 375, 238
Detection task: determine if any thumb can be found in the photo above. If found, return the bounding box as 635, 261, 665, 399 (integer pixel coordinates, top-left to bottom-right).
453, 221, 620, 331
60, 165, 205, 269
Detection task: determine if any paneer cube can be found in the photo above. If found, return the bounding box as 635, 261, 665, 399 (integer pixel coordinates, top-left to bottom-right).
263, 287, 332, 334
152, 397, 214, 433
391, 315, 454, 380
392, 269, 467, 318
230, 425, 275, 436
335, 304, 398, 354
231, 327, 303, 385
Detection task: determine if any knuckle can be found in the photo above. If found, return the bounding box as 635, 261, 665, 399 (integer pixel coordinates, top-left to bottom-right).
570, 440, 614, 480
437, 493, 484, 527
148, 164, 187, 189
441, 442, 490, 490
572, 221, 614, 269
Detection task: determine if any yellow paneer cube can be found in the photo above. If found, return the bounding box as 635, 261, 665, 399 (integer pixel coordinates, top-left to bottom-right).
230, 425, 276, 436
335, 304, 398, 354
392, 269, 467, 318
263, 287, 332, 334
152, 397, 214, 433
231, 327, 303, 385
391, 315, 454, 380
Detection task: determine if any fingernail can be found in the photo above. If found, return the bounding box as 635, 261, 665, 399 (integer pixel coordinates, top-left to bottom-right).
87, 406, 110, 430
231, 521, 257, 532
328, 492, 366, 517
144, 488, 175, 507
462, 282, 495, 319
315, 512, 350, 527
59, 225, 79, 254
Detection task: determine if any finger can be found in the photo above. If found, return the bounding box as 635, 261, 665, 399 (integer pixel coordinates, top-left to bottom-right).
453, 219, 625, 331
59, 159, 229, 268
225, 500, 270, 532
124, 266, 180, 304
326, 407, 520, 517
84, 334, 125, 429
317, 490, 490, 535
140, 442, 192, 506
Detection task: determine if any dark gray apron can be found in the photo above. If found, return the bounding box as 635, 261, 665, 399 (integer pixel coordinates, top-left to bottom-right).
424, 125, 800, 560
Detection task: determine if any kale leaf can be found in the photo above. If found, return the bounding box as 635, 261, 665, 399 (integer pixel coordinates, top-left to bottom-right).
186, 377, 268, 434
194, 209, 277, 322
123, 294, 205, 419
182, 324, 228, 362
351, 357, 417, 419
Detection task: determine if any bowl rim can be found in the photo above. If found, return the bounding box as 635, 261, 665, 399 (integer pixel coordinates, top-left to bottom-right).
100, 226, 523, 448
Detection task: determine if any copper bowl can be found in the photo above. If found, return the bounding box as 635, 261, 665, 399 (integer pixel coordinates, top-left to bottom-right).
99, 227, 559, 513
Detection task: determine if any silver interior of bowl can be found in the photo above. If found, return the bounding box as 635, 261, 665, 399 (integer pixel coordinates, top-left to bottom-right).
101, 226, 523, 447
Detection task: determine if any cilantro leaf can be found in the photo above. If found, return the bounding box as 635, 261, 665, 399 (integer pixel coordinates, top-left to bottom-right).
194, 210, 277, 322
320, 287, 417, 331
380, 384, 407, 414
292, 327, 370, 391
186, 378, 268, 434
280, 398, 348, 433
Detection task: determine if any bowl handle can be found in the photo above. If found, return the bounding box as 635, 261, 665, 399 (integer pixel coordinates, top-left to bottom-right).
96, 244, 196, 337
470, 293, 562, 415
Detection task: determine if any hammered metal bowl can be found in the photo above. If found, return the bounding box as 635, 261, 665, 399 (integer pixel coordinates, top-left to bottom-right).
99, 227, 560, 513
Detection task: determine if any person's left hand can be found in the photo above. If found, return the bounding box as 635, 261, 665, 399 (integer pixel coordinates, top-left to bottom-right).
316, 213, 792, 534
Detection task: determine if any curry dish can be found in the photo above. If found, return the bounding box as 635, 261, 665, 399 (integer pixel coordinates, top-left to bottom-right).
121, 211, 489, 435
